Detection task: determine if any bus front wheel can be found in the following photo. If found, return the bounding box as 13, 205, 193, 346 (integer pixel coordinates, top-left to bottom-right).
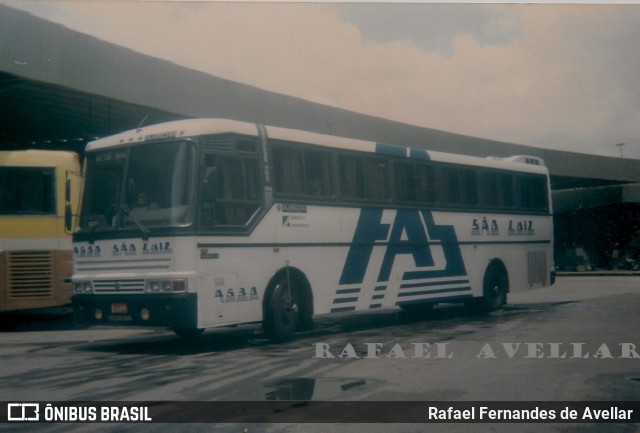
172, 327, 204, 339
263, 275, 300, 343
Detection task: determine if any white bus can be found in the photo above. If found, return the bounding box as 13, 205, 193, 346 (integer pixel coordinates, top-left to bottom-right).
71, 119, 554, 341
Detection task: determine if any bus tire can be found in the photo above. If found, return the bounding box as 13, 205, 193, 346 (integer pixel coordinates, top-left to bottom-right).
467, 261, 508, 314
263, 271, 308, 343
172, 327, 204, 339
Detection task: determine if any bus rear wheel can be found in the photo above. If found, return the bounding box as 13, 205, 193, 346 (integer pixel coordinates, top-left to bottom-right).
467, 263, 508, 314
484, 264, 508, 311
263, 276, 300, 343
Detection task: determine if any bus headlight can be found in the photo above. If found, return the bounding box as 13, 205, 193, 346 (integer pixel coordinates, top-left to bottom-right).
145, 279, 187, 293
140, 308, 151, 321
73, 281, 93, 293
147, 281, 161, 292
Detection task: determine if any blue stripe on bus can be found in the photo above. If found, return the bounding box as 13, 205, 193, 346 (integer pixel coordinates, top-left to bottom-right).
333, 297, 359, 304
402, 270, 470, 280
375, 142, 407, 157
338, 208, 390, 285
336, 288, 361, 294
331, 306, 356, 313
400, 279, 469, 289
409, 148, 430, 160
397, 287, 471, 297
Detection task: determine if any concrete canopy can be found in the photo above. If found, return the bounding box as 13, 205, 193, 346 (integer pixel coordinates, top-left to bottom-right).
553, 184, 640, 214
1, 4, 640, 193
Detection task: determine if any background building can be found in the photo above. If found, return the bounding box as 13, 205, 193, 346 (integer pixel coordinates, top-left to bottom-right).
2, 4, 639, 271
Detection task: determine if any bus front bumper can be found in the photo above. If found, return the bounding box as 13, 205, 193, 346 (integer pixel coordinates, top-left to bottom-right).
72, 293, 197, 328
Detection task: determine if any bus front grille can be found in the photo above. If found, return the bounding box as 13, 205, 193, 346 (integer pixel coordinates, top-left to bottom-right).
6, 251, 55, 298
93, 279, 146, 294
74, 257, 172, 273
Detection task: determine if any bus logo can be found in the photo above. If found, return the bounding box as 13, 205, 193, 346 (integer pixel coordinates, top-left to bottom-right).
334, 209, 469, 311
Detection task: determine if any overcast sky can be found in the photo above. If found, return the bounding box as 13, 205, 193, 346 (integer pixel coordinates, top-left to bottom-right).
5, 1, 640, 158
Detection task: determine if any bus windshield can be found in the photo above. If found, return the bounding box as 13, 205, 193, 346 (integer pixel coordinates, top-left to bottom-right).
79, 141, 196, 231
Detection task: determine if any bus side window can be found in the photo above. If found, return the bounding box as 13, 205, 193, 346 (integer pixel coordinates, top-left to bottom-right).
304, 150, 333, 197
461, 169, 478, 206
443, 167, 461, 205
394, 161, 416, 202
215, 157, 261, 226
339, 155, 365, 199
416, 163, 436, 204
273, 145, 304, 195
518, 175, 548, 211
272, 143, 333, 198
363, 158, 390, 201
499, 173, 515, 208
200, 154, 217, 226
339, 154, 390, 202
480, 172, 499, 207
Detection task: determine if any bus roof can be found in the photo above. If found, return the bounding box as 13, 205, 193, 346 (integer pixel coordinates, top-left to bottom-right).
0, 149, 79, 168
86, 119, 257, 151
86, 118, 548, 175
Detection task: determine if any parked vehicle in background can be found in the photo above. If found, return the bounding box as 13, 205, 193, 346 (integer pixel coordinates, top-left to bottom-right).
0, 150, 81, 312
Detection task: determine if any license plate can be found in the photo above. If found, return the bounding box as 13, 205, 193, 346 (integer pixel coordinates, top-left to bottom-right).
111, 303, 128, 314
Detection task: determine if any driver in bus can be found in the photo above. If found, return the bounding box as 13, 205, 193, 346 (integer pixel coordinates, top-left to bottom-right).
134, 191, 158, 209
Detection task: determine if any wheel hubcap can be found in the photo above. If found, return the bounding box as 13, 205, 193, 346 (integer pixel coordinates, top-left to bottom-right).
279, 292, 298, 324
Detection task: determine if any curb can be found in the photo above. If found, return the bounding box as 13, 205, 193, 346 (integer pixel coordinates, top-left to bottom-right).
556, 271, 640, 277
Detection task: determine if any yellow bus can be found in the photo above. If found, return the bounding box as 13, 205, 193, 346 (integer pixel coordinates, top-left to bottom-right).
0, 150, 81, 312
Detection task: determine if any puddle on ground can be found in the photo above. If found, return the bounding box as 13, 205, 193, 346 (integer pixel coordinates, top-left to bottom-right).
264, 377, 371, 401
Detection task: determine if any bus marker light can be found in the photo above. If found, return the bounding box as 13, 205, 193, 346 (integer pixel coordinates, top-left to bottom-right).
140, 308, 151, 321
94, 308, 104, 320
171, 280, 187, 292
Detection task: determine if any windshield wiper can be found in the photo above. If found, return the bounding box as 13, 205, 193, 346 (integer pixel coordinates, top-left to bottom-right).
121, 203, 150, 240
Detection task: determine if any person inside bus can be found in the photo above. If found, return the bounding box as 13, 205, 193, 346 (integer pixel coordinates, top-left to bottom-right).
134, 191, 158, 209
307, 178, 323, 196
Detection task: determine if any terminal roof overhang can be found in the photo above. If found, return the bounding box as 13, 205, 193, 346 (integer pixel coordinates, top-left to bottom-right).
552, 183, 640, 213
2, 4, 640, 194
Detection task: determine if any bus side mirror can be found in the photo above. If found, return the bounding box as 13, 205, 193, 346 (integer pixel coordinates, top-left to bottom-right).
65, 178, 73, 232
65, 178, 71, 202
65, 203, 73, 232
